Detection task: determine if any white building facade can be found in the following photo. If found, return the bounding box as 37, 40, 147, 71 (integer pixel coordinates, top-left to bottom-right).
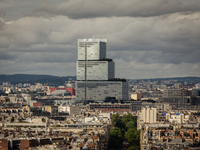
137, 106, 157, 130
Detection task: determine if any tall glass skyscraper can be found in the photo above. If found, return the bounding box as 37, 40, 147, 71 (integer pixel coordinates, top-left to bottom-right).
76, 38, 128, 101
78, 39, 107, 61
77, 39, 114, 80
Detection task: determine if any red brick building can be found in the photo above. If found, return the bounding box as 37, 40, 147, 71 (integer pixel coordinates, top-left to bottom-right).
0, 139, 8, 150
20, 139, 36, 150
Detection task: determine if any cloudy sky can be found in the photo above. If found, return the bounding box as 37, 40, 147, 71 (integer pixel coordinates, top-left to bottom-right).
0, 0, 200, 79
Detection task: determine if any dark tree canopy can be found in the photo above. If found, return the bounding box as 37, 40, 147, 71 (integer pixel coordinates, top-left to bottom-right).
109, 127, 124, 149
125, 129, 140, 147
10, 117, 15, 122
122, 113, 136, 126
128, 145, 140, 150
112, 113, 120, 126
42, 118, 46, 122
126, 120, 137, 130
112, 113, 125, 129
109, 113, 140, 150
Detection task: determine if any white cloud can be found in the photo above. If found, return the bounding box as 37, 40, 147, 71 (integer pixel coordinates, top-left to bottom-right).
0, 0, 200, 79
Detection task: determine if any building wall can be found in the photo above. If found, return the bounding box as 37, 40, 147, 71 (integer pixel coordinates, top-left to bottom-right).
5, 122, 47, 127
174, 83, 183, 89
69, 105, 80, 116
192, 89, 199, 97
163, 89, 182, 97
154, 103, 169, 111
181, 89, 192, 96
165, 113, 192, 124
0, 139, 8, 150
132, 102, 142, 112
137, 107, 157, 130
195, 83, 200, 89
52, 138, 64, 144
122, 82, 129, 100
40, 138, 50, 145
99, 112, 111, 119
131, 92, 141, 100
33, 103, 42, 107
131, 94, 137, 100
45, 106, 51, 113
78, 39, 107, 61
20, 139, 36, 150
89, 103, 132, 112
158, 96, 191, 107
76, 81, 128, 101
45, 106, 58, 116
77, 61, 114, 80
8, 96, 16, 103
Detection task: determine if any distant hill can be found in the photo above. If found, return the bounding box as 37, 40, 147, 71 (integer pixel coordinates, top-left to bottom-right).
0, 74, 199, 86
131, 77, 200, 81
128, 76, 200, 85
0, 74, 76, 86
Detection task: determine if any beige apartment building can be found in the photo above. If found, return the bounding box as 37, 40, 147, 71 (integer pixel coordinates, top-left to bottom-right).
137, 106, 157, 130
45, 106, 58, 116
130, 92, 142, 100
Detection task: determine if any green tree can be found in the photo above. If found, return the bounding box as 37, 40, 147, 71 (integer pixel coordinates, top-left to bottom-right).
112, 113, 125, 129
122, 113, 135, 126
128, 145, 140, 150
125, 128, 140, 147
109, 113, 140, 149
126, 120, 137, 130
10, 117, 15, 122
41, 118, 46, 122
109, 127, 124, 149
112, 113, 120, 126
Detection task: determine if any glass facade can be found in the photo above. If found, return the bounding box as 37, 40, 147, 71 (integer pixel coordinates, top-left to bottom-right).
76, 81, 129, 100
76, 38, 128, 101
78, 39, 107, 61
77, 61, 114, 80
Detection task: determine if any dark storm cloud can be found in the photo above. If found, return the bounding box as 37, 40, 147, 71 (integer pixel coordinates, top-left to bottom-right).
0, 51, 15, 60
26, 0, 200, 19
0, 9, 6, 17
1, 14, 200, 65
108, 48, 200, 65
0, 10, 6, 30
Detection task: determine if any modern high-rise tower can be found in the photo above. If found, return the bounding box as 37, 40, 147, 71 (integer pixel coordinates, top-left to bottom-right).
78, 39, 107, 61
77, 39, 114, 80
76, 38, 128, 101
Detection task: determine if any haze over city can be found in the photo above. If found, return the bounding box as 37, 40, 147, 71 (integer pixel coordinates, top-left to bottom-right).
0, 0, 200, 79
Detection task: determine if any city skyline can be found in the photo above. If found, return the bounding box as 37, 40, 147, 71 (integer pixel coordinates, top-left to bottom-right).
0, 0, 200, 79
